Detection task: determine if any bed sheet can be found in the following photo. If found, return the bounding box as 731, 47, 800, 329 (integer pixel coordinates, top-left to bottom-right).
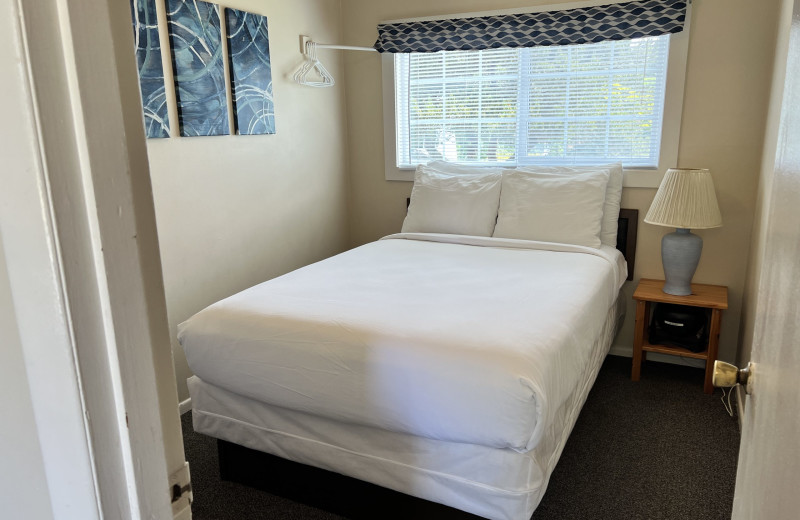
179, 233, 625, 452
187, 295, 624, 520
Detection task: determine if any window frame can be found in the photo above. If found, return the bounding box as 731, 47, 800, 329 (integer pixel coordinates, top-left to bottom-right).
381, 0, 692, 188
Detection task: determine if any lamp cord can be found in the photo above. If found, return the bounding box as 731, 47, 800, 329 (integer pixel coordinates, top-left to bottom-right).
720, 386, 734, 417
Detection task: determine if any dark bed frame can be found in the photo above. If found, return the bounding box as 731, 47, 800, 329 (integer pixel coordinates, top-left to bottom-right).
217, 439, 484, 519
617, 208, 638, 281
213, 208, 638, 517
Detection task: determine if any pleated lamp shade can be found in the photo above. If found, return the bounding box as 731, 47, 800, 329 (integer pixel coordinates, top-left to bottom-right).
644, 168, 723, 229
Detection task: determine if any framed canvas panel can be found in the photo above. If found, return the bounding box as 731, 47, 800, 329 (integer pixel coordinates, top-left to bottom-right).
225, 8, 276, 135
130, 0, 170, 138
166, 0, 229, 136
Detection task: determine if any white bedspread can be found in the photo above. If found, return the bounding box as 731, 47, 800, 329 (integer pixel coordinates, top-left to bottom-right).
178, 234, 625, 452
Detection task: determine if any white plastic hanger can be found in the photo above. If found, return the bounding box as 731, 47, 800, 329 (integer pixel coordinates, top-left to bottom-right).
293, 42, 335, 88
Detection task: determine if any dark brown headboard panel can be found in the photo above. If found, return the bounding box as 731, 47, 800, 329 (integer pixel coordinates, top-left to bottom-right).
406, 198, 638, 280
617, 208, 638, 281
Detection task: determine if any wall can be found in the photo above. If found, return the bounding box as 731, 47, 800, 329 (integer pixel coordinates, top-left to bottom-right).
0, 237, 53, 520
340, 0, 784, 364
149, 0, 351, 402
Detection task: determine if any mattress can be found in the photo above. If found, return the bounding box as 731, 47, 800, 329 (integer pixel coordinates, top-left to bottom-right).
179, 233, 626, 452
188, 295, 625, 520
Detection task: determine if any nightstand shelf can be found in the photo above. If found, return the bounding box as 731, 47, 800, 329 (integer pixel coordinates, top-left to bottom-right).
632, 278, 728, 393
641, 343, 708, 360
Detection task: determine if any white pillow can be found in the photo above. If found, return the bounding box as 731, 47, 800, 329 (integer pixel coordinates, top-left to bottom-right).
425, 160, 505, 176
514, 163, 623, 246
493, 169, 610, 248
402, 166, 502, 237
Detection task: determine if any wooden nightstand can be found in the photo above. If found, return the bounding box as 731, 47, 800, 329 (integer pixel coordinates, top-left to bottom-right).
631, 278, 728, 394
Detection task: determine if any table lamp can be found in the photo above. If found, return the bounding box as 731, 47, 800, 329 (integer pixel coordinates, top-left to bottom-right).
644, 168, 722, 296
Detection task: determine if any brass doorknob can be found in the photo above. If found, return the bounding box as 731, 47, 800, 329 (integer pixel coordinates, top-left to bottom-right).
713, 361, 753, 394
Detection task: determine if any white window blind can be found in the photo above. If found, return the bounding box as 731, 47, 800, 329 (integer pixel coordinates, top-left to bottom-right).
395, 35, 670, 169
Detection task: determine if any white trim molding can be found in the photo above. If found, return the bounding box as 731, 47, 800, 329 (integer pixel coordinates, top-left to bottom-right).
2, 0, 185, 518
179, 398, 193, 416
2, 2, 102, 514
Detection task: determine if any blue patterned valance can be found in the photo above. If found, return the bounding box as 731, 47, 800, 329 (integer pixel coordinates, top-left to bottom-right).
374, 0, 688, 53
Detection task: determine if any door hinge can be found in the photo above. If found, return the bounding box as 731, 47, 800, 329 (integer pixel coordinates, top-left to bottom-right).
171, 483, 191, 503
169, 461, 192, 515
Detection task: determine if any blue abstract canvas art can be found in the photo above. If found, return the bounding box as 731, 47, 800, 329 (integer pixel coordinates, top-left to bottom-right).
130, 0, 170, 138
225, 8, 276, 135
166, 0, 229, 136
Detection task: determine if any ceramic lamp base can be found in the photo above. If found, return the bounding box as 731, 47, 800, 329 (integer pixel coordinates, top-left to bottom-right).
661, 228, 702, 296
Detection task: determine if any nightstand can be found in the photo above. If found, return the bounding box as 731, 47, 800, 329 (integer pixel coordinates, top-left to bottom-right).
631, 278, 728, 394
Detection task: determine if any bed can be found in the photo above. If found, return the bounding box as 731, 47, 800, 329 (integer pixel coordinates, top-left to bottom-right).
179, 163, 637, 520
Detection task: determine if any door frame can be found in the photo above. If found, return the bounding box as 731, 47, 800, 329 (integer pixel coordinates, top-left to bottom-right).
2, 0, 179, 518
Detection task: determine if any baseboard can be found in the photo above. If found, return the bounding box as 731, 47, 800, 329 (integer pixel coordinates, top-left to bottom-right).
736, 385, 745, 432
608, 343, 705, 368
173, 505, 191, 520
179, 397, 192, 415
608, 344, 632, 358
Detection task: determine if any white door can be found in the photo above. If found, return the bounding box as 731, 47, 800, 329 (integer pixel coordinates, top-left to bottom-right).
731, 1, 800, 518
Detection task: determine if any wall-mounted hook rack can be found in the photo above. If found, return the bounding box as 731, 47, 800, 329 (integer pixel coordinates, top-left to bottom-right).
293, 35, 378, 88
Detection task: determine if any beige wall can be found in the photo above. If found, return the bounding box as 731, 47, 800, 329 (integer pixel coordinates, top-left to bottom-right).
341, 0, 784, 363
149, 0, 350, 402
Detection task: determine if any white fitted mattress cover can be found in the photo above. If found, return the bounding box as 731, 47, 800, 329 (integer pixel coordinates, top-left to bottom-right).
188, 295, 625, 520
179, 233, 626, 452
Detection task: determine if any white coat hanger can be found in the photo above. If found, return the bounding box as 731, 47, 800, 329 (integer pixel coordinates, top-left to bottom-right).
293, 42, 335, 88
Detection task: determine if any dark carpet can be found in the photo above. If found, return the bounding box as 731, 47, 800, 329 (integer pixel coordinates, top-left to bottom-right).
181, 355, 740, 519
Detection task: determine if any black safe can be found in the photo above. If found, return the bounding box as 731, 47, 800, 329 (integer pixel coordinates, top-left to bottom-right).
648, 302, 710, 352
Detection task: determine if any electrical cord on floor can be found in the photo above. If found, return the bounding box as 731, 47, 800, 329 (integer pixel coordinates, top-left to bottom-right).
721, 386, 735, 417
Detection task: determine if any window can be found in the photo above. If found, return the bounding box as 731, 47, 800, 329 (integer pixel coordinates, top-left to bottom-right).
396, 34, 670, 169
383, 29, 689, 187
